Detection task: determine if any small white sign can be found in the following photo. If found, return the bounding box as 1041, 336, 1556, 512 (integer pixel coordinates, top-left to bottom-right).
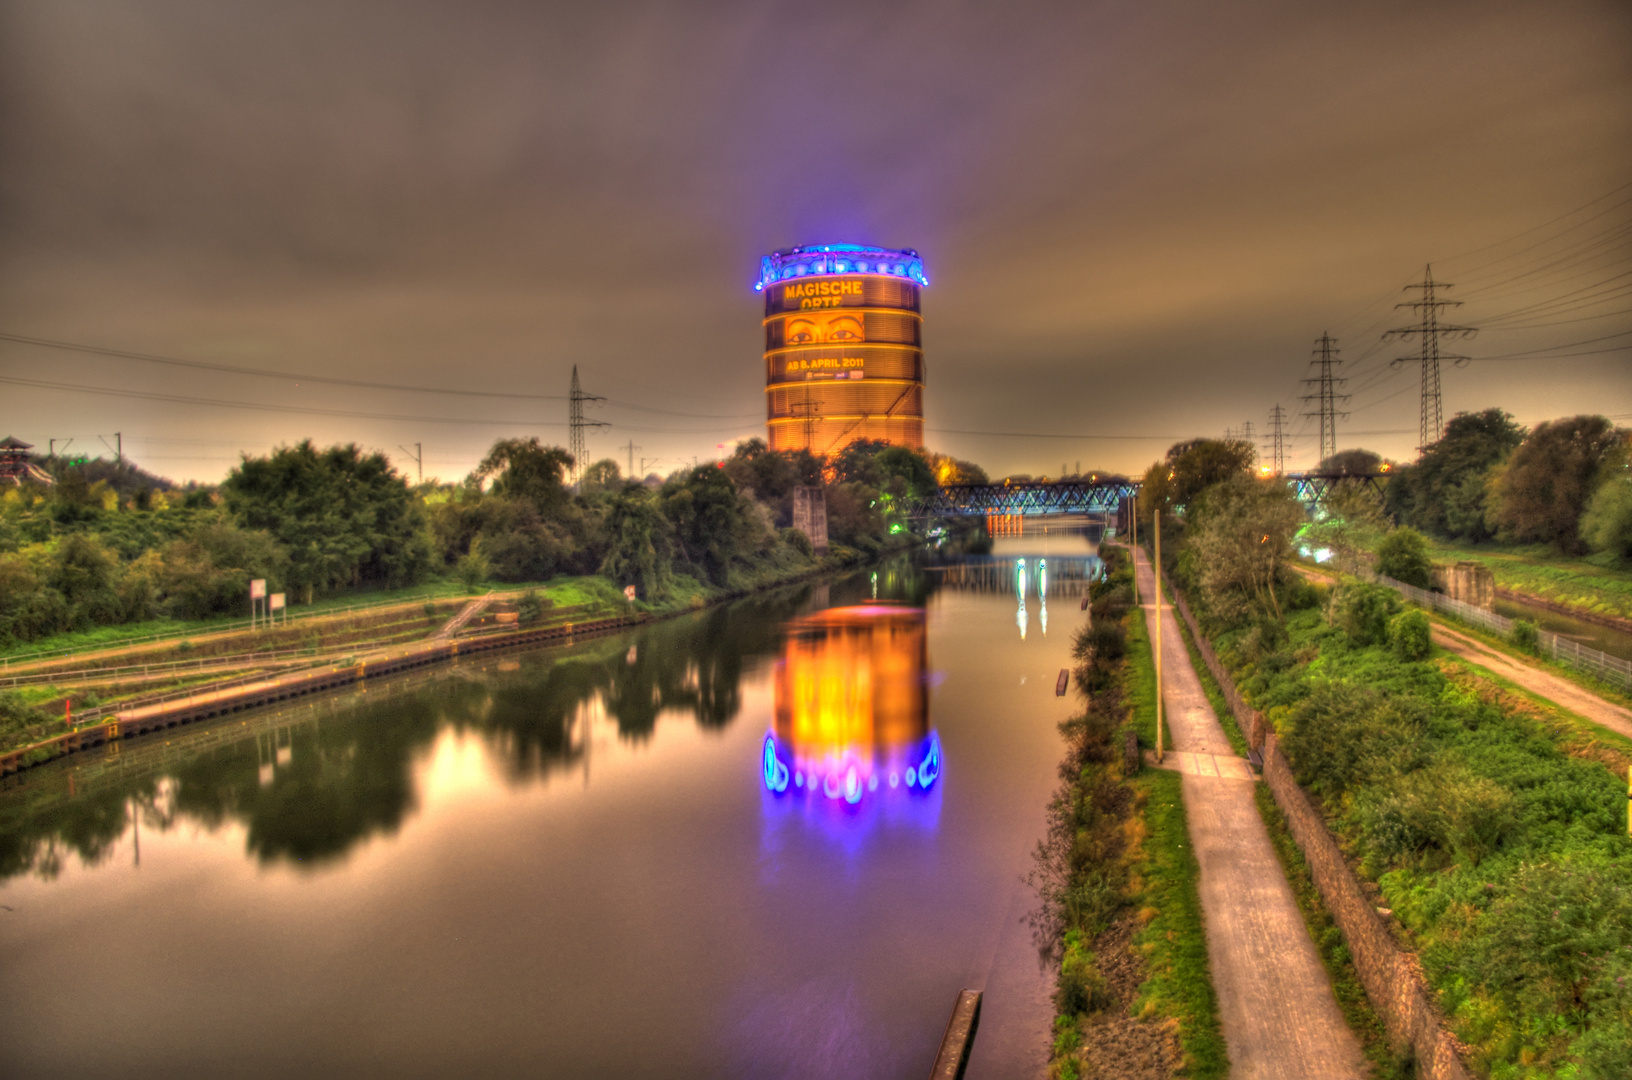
623, 585, 637, 601
270, 593, 286, 611
250, 579, 267, 599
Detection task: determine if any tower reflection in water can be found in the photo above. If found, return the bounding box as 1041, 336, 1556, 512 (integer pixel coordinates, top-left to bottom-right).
761, 604, 941, 806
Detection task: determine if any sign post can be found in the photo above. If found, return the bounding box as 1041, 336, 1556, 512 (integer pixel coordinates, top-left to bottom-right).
250, 579, 267, 629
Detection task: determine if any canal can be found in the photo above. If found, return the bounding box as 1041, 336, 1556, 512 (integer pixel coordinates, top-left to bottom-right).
0, 544, 1100, 1079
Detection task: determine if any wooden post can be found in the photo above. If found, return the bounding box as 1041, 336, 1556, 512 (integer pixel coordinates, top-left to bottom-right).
1155, 508, 1163, 765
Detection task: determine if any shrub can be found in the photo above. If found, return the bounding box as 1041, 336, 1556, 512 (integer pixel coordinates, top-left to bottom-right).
1330, 583, 1400, 647
780, 527, 814, 558
456, 543, 489, 593
1357, 762, 1516, 866
1388, 609, 1432, 661
516, 589, 549, 624
1072, 621, 1126, 664
1280, 681, 1425, 798
1511, 619, 1539, 654
1054, 930, 1111, 1015
1375, 527, 1432, 587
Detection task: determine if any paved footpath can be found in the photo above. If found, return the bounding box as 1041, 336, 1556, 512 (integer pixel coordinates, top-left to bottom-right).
1430, 623, 1632, 741
1135, 548, 1364, 1080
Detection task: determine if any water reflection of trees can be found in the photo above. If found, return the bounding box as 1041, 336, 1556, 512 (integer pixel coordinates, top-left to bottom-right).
0, 571, 940, 880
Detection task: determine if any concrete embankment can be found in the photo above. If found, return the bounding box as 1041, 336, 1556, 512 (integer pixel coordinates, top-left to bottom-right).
0, 614, 636, 776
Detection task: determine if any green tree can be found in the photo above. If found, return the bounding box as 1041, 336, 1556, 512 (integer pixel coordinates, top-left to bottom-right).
474, 438, 574, 515
1487, 415, 1626, 553
659, 466, 771, 585
1580, 473, 1632, 560
1185, 474, 1304, 623
1375, 527, 1432, 587
599, 486, 675, 599
222, 441, 432, 603
47, 533, 123, 627
1385, 409, 1525, 541
579, 458, 622, 494
1139, 438, 1256, 520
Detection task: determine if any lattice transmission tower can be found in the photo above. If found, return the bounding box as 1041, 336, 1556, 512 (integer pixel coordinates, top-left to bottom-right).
1302, 332, 1349, 466
1385, 265, 1475, 452
1266, 404, 1287, 475
568, 365, 607, 485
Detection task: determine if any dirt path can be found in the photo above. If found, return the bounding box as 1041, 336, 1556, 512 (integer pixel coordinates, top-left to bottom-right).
1289, 563, 1632, 742
1135, 549, 1365, 1080
1431, 623, 1632, 741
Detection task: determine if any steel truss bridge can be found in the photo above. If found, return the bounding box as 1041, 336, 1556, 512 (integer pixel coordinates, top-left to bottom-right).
906, 471, 1390, 519
908, 480, 1138, 518
1285, 471, 1392, 504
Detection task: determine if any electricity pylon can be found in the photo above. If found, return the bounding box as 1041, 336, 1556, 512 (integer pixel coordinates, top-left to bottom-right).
1266, 404, 1287, 475
1384, 265, 1475, 452
568, 366, 607, 485
1302, 333, 1349, 466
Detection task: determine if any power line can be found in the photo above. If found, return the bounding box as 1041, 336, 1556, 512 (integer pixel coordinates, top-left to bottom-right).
0, 373, 757, 434
1438, 181, 1632, 265
0, 329, 759, 421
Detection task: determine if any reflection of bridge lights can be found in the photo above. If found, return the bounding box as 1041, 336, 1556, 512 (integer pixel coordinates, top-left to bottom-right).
1015, 558, 1028, 601
1038, 558, 1048, 600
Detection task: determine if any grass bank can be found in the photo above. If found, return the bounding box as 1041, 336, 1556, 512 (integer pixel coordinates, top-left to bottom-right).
1205, 581, 1632, 1078
1036, 550, 1223, 1080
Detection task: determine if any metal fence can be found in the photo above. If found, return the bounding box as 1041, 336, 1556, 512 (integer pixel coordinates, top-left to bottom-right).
1376, 574, 1632, 693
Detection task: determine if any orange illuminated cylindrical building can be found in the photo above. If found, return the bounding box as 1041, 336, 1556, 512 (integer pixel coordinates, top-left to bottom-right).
757, 245, 926, 453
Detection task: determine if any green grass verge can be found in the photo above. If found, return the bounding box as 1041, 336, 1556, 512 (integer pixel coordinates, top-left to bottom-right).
1422, 540, 1632, 624
0, 577, 567, 662
1126, 607, 1171, 751
1130, 769, 1228, 1079
1253, 784, 1411, 1079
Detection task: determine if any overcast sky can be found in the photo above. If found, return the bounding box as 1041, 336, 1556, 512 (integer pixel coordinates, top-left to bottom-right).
2, 0, 1629, 484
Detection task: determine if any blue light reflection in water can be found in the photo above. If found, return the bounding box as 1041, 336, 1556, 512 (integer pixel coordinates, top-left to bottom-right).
759, 604, 943, 853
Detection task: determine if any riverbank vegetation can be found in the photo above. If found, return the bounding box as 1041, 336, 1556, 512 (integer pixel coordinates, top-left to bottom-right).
1031, 547, 1223, 1080
1148, 437, 1632, 1079
0, 436, 969, 654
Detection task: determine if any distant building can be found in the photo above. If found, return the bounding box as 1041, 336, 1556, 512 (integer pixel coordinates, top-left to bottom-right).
0, 436, 55, 486
756, 244, 926, 453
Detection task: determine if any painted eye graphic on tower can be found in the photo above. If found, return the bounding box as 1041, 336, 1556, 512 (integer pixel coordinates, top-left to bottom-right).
785, 314, 864, 345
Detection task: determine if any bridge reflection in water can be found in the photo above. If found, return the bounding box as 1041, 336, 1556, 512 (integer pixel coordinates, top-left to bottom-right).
762, 605, 940, 807
932, 555, 1105, 640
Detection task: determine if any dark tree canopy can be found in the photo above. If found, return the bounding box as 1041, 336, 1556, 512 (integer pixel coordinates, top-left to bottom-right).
1489, 415, 1626, 553
1386, 409, 1525, 542
222, 440, 432, 601
475, 438, 574, 515
1140, 438, 1256, 516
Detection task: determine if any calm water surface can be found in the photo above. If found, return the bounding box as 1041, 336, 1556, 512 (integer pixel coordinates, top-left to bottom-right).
1, 547, 1099, 1079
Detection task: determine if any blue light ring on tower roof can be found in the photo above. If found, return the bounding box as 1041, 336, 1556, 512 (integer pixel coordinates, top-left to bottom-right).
755, 245, 928, 291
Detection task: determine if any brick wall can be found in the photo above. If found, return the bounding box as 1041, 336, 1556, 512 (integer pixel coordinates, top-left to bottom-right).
1172, 590, 1471, 1080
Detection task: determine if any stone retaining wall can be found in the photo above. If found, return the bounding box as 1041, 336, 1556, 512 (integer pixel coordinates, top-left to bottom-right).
1172, 590, 1471, 1080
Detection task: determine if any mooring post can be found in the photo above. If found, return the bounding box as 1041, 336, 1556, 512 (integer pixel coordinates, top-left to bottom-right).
927, 988, 982, 1080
